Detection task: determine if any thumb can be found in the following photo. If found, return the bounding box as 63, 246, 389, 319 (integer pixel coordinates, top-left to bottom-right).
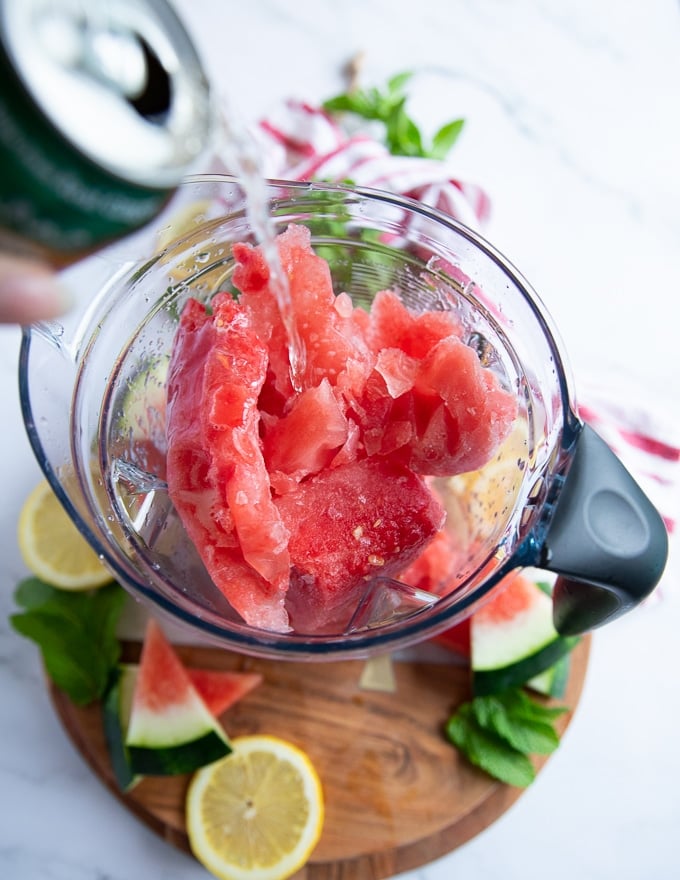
0, 254, 72, 324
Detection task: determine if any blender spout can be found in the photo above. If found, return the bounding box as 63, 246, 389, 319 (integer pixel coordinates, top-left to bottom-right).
539, 424, 668, 635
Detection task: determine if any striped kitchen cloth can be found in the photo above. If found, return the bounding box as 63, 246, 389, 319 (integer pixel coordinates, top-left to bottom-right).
233, 99, 680, 588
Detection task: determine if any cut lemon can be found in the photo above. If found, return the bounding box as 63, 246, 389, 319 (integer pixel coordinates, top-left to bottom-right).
17, 479, 113, 590
186, 734, 324, 880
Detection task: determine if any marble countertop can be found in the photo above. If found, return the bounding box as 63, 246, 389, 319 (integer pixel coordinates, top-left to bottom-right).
1, 1, 679, 879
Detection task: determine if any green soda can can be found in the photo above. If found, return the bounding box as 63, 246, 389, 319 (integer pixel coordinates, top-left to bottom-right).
0, 0, 214, 265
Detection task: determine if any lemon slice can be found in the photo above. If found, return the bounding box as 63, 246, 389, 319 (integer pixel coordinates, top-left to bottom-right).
17, 479, 113, 590
187, 735, 324, 880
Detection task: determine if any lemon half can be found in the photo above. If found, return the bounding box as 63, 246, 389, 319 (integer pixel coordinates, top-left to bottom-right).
187, 735, 324, 880
17, 479, 113, 590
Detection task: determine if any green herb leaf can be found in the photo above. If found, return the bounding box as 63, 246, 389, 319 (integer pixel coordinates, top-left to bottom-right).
430, 119, 465, 160
323, 70, 465, 160
14, 576, 60, 610
10, 579, 127, 706
445, 687, 569, 786
500, 687, 569, 722
472, 694, 560, 755
446, 704, 536, 787
387, 70, 414, 95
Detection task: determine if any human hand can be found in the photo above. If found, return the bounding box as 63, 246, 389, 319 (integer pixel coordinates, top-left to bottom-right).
0, 253, 71, 324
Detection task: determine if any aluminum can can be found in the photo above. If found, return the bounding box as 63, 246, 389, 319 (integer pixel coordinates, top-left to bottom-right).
0, 0, 214, 264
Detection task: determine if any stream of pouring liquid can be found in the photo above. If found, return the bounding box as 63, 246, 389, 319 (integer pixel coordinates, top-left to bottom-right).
217, 112, 306, 392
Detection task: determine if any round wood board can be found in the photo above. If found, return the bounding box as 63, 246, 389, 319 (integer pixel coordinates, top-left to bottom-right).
48, 637, 590, 880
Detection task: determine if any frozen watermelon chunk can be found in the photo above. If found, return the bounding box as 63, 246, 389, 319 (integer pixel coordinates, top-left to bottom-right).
398, 526, 464, 595
166, 293, 291, 632
276, 458, 445, 633
366, 288, 462, 358
353, 290, 518, 475
233, 224, 373, 395
165, 225, 519, 635
263, 378, 349, 492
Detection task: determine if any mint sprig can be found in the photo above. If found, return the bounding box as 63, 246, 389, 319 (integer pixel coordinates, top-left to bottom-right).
11, 578, 127, 706
445, 688, 569, 787
323, 71, 465, 160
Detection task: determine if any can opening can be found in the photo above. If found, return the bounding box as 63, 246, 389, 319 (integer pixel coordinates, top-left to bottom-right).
127, 37, 171, 123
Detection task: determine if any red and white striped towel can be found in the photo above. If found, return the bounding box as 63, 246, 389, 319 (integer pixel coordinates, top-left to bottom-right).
251, 99, 492, 230
235, 100, 679, 586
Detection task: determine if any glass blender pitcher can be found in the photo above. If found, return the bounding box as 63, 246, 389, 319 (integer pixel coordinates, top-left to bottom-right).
18, 176, 668, 659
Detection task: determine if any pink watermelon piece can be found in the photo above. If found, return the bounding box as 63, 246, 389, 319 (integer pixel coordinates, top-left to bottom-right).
187, 667, 263, 717
263, 378, 349, 492
353, 290, 518, 475
131, 619, 197, 713
276, 458, 445, 633
233, 224, 373, 397
165, 224, 518, 634
398, 526, 464, 595
165, 294, 290, 632
365, 288, 462, 359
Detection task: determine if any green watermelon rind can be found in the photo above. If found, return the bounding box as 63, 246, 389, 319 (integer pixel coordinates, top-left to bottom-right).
471, 578, 580, 696
127, 730, 231, 776
102, 664, 142, 792
473, 635, 579, 697
526, 652, 572, 699
125, 678, 231, 776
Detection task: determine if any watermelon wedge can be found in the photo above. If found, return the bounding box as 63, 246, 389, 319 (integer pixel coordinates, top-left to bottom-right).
125, 620, 231, 775
186, 667, 263, 717
102, 664, 141, 792
103, 658, 261, 790
471, 572, 579, 696
431, 617, 472, 659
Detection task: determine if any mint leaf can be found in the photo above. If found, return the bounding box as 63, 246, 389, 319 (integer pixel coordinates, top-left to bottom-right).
323, 70, 465, 160
14, 576, 59, 610
387, 71, 414, 95
501, 687, 569, 722
446, 687, 570, 786
386, 106, 423, 158
430, 119, 465, 160
10, 579, 127, 706
472, 694, 560, 755
446, 704, 536, 787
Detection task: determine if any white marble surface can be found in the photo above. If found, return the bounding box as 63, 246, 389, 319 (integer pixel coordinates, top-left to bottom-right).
2, 1, 680, 879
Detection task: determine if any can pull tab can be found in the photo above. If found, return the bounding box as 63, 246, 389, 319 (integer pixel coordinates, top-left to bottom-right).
540, 424, 668, 635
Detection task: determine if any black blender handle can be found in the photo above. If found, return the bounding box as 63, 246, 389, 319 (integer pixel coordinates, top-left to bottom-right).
540, 423, 668, 635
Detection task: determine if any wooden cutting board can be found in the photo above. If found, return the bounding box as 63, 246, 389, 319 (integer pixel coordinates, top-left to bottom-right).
48, 637, 590, 880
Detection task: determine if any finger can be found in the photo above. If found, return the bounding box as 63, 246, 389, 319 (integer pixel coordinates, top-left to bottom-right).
0, 254, 72, 324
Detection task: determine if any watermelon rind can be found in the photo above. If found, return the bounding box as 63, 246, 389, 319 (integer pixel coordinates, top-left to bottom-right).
126, 688, 231, 776
473, 636, 578, 696
102, 664, 142, 792
124, 620, 232, 776
472, 580, 579, 696
526, 653, 572, 699
127, 730, 231, 776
